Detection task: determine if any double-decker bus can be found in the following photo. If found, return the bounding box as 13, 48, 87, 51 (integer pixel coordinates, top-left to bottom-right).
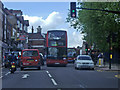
46, 30, 68, 67
67, 48, 77, 63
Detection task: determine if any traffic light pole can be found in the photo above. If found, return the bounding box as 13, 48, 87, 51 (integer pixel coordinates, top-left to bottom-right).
109, 32, 113, 69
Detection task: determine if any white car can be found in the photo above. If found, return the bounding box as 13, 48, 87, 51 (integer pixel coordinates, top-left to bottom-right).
74, 55, 94, 70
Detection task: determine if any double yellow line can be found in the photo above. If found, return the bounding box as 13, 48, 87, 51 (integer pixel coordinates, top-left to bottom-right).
115, 74, 120, 78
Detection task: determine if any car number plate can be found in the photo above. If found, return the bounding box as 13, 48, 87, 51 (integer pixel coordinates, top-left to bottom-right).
55, 63, 60, 64
12, 65, 15, 68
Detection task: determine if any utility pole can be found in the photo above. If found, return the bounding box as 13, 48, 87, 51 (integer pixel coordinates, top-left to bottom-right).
108, 32, 112, 69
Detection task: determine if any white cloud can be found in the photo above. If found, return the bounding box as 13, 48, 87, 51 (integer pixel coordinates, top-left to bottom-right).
68, 31, 83, 48
23, 11, 64, 33
23, 11, 83, 47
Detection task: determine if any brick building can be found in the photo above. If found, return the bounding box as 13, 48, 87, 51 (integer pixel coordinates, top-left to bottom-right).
28, 26, 45, 55
0, 1, 29, 66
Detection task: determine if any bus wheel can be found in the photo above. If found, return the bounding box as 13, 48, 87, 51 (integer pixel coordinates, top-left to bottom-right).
63, 65, 66, 67
38, 66, 41, 70
47, 65, 50, 67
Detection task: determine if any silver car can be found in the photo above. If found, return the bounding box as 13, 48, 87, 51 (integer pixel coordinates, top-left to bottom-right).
74, 55, 94, 70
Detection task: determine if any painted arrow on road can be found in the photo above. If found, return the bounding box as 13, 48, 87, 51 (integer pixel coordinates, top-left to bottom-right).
22, 74, 30, 79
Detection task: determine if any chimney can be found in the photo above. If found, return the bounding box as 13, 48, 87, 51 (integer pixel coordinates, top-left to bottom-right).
32, 26, 34, 33
37, 26, 42, 34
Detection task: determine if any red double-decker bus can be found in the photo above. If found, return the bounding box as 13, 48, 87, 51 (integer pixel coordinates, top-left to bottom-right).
46, 30, 68, 67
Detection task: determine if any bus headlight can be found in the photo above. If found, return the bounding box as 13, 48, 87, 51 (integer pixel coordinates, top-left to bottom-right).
35, 60, 38, 62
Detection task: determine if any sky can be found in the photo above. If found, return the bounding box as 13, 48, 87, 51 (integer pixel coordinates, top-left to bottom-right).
2, 2, 84, 48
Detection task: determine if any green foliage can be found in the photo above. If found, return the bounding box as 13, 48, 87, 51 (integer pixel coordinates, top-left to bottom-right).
66, 2, 120, 52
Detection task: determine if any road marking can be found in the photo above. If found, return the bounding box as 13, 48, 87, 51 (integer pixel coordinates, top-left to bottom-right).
46, 71, 49, 74
115, 74, 120, 78
97, 70, 103, 72
46, 71, 58, 86
0, 76, 3, 78
22, 74, 30, 79
48, 74, 52, 78
5, 72, 10, 76
51, 78, 57, 85
79, 84, 85, 88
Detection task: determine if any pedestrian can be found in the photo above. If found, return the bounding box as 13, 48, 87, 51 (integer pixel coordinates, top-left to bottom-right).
97, 53, 104, 66
90, 51, 95, 63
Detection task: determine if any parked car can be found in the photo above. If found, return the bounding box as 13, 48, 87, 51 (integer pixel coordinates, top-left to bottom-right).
74, 55, 94, 70
20, 49, 41, 70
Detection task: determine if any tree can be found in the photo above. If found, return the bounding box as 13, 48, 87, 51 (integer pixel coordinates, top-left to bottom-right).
66, 2, 120, 52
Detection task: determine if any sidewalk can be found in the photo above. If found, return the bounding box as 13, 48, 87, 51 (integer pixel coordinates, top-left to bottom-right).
96, 63, 120, 71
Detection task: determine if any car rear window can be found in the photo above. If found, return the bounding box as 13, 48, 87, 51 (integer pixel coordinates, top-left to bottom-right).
23, 51, 38, 57
78, 56, 91, 60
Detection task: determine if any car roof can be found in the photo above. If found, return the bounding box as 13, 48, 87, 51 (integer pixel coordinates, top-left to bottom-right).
77, 55, 91, 57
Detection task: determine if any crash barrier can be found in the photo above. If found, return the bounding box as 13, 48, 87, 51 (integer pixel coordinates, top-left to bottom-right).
96, 58, 104, 67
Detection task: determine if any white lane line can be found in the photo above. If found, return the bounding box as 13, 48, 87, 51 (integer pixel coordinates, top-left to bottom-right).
48, 73, 52, 78
51, 78, 57, 85
5, 72, 10, 76
0, 76, 3, 78
46, 71, 49, 74
79, 84, 85, 88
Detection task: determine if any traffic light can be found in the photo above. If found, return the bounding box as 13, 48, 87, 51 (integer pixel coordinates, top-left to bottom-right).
85, 43, 88, 55
85, 48, 88, 51
70, 2, 76, 18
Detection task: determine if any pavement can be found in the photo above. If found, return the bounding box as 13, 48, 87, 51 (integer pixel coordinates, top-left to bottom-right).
95, 63, 120, 71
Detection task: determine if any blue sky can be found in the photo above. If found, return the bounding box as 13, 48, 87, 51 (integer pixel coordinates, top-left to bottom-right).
2, 2, 83, 48
3, 2, 69, 19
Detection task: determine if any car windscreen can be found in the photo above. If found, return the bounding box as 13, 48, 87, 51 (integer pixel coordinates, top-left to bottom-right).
78, 56, 91, 60
22, 51, 38, 57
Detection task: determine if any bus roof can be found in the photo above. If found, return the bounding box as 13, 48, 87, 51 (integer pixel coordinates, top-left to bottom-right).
47, 30, 67, 32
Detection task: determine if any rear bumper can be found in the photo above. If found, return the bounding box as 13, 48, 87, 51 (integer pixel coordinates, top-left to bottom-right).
21, 65, 40, 68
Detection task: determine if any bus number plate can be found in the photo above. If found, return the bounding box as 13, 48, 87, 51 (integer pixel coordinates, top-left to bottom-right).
55, 63, 60, 64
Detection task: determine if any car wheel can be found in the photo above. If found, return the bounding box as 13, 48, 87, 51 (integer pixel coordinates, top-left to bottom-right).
20, 67, 24, 71
38, 66, 41, 70
5, 64, 7, 68
92, 68, 94, 70
47, 64, 50, 67
75, 67, 78, 70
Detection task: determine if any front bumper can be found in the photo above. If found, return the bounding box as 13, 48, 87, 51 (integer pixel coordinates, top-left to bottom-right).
76, 64, 94, 69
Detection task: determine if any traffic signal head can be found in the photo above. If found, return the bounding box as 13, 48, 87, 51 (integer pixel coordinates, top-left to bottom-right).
70, 2, 76, 18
